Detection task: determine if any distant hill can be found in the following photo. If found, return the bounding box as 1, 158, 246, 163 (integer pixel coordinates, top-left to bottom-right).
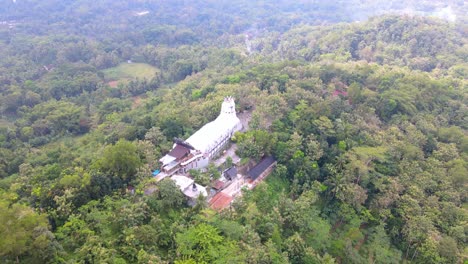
248, 15, 466, 73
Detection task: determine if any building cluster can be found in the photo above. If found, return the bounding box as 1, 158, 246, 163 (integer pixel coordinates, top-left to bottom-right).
158, 96, 242, 177
209, 157, 277, 211
0, 20, 18, 29
154, 97, 277, 211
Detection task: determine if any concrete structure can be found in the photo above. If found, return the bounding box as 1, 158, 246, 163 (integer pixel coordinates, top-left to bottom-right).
171, 174, 207, 206
159, 97, 242, 176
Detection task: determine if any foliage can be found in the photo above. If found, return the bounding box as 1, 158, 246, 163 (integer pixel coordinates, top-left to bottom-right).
94, 139, 142, 182
0, 1, 466, 263
0, 201, 62, 263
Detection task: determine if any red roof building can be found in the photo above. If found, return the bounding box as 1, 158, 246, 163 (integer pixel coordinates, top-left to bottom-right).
212, 180, 225, 191
209, 192, 233, 211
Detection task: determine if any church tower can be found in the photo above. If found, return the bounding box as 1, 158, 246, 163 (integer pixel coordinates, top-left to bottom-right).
220, 96, 236, 116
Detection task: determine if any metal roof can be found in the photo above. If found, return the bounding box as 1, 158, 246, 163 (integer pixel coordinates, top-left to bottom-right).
247, 156, 276, 180
171, 175, 194, 191
224, 167, 237, 180
159, 155, 176, 165
212, 180, 225, 190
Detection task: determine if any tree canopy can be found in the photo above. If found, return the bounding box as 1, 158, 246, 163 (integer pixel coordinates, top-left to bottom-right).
0, 1, 466, 263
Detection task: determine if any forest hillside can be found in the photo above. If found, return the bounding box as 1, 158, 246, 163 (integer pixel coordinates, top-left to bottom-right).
0, 1, 466, 263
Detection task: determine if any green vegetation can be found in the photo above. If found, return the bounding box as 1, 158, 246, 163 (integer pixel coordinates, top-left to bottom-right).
103, 63, 159, 83
0, 1, 467, 263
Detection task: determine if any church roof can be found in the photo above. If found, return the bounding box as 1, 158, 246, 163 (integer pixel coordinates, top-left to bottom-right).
167, 144, 191, 159
185, 98, 241, 154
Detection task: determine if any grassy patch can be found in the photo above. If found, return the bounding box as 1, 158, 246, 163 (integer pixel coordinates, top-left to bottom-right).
264, 170, 290, 200
0, 119, 14, 127
102, 63, 159, 83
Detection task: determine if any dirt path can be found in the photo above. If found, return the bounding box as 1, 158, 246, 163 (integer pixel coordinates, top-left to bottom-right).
108, 81, 119, 88
238, 111, 252, 131
132, 96, 142, 109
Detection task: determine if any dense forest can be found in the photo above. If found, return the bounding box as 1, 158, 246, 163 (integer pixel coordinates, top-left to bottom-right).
0, 0, 467, 263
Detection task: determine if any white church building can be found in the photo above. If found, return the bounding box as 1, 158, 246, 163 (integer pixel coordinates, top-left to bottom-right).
158, 96, 242, 176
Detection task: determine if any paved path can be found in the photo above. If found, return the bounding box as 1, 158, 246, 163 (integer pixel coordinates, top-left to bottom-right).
214, 144, 240, 167
221, 175, 245, 197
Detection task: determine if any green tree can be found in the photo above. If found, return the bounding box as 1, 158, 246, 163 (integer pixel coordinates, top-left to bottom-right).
154, 178, 185, 210
175, 223, 237, 263
0, 201, 60, 263
94, 139, 142, 182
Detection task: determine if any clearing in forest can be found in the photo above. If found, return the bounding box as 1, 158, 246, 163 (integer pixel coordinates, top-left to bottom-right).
103, 63, 159, 87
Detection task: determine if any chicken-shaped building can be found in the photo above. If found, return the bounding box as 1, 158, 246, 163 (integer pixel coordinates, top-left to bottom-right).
159, 97, 242, 176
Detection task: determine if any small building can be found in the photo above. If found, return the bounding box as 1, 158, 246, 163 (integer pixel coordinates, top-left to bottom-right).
223, 166, 237, 181
247, 156, 277, 187
211, 180, 225, 191
159, 140, 196, 176
171, 175, 194, 191
170, 175, 207, 206
184, 183, 208, 206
